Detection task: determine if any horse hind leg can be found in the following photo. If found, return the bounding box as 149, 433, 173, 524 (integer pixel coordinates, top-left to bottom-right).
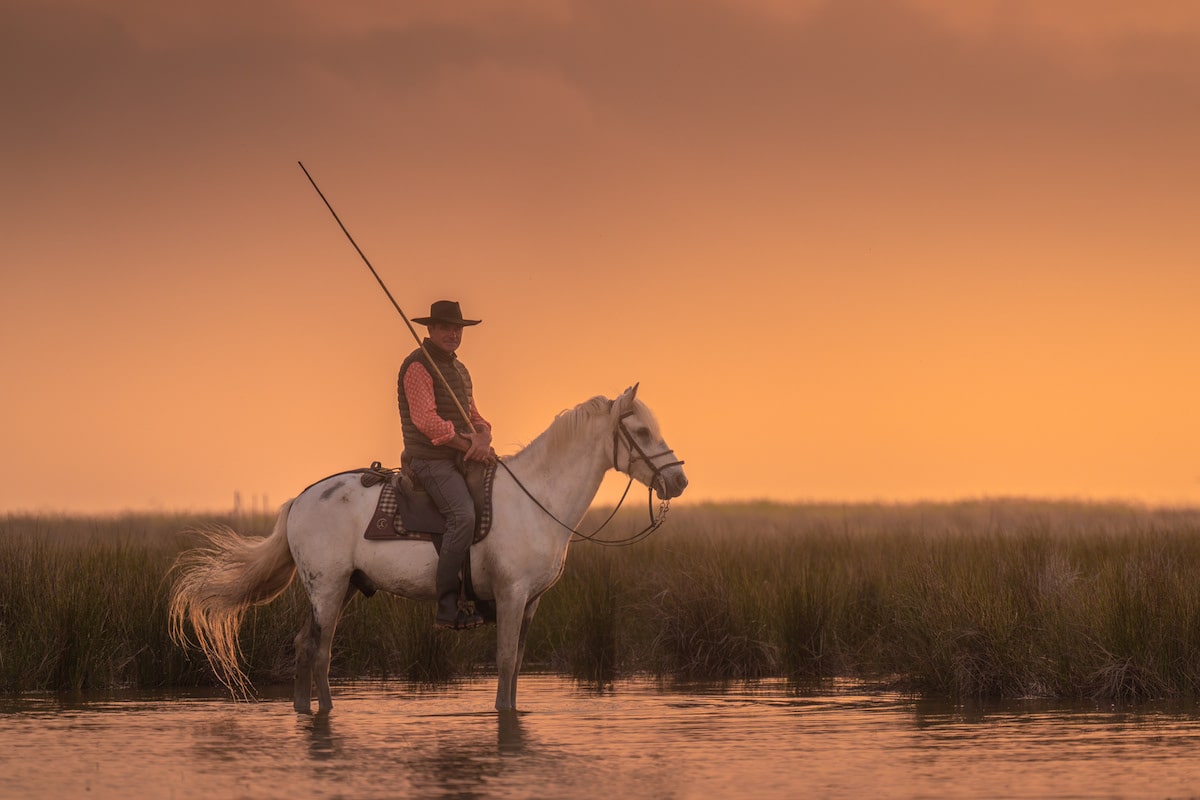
295, 581, 356, 715
315, 584, 359, 713
293, 612, 319, 714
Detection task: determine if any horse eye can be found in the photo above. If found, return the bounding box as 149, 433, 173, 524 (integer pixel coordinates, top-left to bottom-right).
636, 428, 652, 443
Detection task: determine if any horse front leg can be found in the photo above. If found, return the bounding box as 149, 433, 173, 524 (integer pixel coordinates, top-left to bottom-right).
494, 593, 529, 711
510, 597, 541, 711
494, 594, 541, 711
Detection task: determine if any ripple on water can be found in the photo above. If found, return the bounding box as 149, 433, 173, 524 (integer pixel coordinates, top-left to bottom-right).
3, 677, 1200, 799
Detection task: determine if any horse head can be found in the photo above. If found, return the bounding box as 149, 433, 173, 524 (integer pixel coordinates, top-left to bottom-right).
612, 384, 688, 500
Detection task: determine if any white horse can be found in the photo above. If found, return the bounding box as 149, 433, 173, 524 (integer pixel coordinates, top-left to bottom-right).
169, 385, 687, 714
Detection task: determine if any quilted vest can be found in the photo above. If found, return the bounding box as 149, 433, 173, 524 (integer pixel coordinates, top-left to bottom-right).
397, 342, 476, 460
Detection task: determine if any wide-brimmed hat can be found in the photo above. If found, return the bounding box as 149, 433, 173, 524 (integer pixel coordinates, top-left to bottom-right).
412, 300, 481, 327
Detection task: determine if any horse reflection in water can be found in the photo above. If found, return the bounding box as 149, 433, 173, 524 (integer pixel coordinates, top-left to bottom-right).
169, 386, 687, 713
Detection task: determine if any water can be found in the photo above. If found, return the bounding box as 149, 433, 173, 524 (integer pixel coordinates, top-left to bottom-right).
2, 676, 1200, 799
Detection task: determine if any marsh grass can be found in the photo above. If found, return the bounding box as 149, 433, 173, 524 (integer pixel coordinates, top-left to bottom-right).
4, 500, 1200, 700
0, 526, 199, 691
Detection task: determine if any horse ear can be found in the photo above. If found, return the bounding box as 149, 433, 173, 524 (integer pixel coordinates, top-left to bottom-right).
617, 383, 639, 413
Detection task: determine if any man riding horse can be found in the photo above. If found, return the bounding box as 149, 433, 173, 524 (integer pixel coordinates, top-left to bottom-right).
397, 300, 497, 631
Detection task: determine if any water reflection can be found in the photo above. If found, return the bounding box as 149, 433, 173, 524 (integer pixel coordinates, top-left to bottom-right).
5, 677, 1200, 799
286, 700, 534, 797
497, 710, 526, 753
303, 713, 340, 761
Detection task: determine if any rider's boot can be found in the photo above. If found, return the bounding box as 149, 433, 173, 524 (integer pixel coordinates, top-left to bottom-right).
434, 590, 463, 630
434, 566, 484, 631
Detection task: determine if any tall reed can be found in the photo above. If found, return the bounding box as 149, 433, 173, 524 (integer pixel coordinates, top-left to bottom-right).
0, 520, 200, 691
4, 500, 1200, 700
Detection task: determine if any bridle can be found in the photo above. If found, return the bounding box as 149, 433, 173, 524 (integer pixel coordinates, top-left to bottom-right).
612, 410, 685, 499
497, 409, 685, 547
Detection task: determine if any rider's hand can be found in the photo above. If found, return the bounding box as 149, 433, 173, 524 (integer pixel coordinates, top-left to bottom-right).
463, 431, 494, 463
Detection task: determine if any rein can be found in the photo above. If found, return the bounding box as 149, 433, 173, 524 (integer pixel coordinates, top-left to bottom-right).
496, 410, 682, 547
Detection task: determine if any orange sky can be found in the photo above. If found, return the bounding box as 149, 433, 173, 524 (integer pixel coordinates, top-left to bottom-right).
3, 0, 1199, 513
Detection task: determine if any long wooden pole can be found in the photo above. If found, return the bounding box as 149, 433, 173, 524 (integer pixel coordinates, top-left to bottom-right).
298, 161, 476, 432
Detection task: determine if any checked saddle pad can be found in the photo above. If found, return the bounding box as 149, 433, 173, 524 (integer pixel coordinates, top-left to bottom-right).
359, 460, 496, 544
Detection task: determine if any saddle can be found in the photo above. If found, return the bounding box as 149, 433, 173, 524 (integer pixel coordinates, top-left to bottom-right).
360, 460, 496, 544
356, 459, 497, 620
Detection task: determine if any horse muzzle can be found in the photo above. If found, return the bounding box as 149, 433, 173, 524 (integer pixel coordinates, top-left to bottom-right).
655, 467, 689, 500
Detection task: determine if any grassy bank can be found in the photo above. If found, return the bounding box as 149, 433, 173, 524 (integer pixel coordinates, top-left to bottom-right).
3, 500, 1200, 700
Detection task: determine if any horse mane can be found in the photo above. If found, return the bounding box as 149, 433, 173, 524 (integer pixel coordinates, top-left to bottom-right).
514, 395, 611, 459
509, 393, 662, 461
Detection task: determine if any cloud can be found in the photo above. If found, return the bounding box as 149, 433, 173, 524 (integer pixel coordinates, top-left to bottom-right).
906, 0, 1200, 43
13, 0, 1200, 54
4, 0, 572, 49
9, 0, 1200, 217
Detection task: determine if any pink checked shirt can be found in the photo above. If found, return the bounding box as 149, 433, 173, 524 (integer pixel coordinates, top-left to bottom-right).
402, 361, 491, 445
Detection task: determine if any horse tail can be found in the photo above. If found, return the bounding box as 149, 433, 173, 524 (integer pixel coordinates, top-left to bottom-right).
168, 498, 297, 697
